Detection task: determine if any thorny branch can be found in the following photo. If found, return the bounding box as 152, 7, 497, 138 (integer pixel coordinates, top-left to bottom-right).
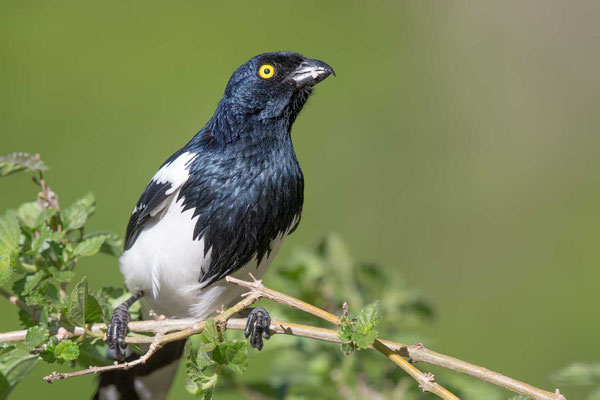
0, 276, 565, 400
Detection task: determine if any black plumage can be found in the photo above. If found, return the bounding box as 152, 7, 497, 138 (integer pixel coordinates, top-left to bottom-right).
101, 51, 334, 400
123, 51, 332, 289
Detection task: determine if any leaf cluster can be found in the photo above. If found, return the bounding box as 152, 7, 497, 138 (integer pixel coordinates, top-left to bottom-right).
0, 153, 128, 397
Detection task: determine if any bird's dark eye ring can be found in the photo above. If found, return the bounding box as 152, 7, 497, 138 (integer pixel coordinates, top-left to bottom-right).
259, 64, 275, 79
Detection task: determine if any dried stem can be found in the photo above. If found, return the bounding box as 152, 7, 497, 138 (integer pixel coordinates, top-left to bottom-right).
225, 275, 565, 400
32, 277, 566, 400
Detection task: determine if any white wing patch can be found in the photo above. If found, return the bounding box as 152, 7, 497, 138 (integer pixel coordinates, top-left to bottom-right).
154, 151, 197, 195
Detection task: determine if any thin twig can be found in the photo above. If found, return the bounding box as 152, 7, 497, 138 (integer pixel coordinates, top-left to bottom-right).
226, 276, 457, 400
34, 277, 567, 400
225, 275, 566, 400
42, 292, 262, 383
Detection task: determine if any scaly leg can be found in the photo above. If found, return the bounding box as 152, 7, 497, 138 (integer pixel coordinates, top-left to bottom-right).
107, 291, 144, 361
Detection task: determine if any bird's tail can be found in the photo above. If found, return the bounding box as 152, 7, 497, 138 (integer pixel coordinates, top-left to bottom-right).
93, 339, 186, 400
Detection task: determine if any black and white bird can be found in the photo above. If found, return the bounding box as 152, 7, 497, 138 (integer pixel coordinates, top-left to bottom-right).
95, 52, 334, 399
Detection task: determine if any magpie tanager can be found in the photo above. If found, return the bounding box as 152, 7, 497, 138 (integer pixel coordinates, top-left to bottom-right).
96, 52, 334, 399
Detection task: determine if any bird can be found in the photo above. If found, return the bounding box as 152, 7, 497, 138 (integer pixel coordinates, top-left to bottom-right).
94, 51, 334, 399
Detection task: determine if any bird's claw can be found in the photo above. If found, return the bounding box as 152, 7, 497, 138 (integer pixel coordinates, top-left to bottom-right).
244, 307, 271, 350
107, 304, 132, 361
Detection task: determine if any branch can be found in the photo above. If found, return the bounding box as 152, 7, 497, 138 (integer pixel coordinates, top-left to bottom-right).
43, 292, 262, 383
30, 276, 566, 400
225, 275, 566, 400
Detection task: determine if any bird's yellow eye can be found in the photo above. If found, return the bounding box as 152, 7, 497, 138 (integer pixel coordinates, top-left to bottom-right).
258, 64, 275, 79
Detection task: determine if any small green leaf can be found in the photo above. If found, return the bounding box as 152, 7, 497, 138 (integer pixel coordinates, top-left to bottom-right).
66, 277, 88, 326
84, 232, 123, 257
84, 294, 104, 323
197, 319, 221, 351
22, 326, 49, 352
40, 337, 59, 363
62, 193, 95, 231
74, 236, 106, 257
24, 281, 61, 310
16, 202, 42, 228
0, 152, 47, 177
0, 210, 20, 285
338, 302, 382, 354
54, 340, 79, 362
212, 341, 248, 374
0, 344, 39, 397
12, 271, 44, 296
33, 208, 57, 229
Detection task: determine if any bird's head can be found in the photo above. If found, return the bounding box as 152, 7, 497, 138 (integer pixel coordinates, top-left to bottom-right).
208, 51, 334, 143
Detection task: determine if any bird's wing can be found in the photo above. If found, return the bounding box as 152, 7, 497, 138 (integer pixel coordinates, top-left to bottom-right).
124, 151, 198, 250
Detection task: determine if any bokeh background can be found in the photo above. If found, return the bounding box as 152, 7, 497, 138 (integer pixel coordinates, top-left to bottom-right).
1, 0, 599, 398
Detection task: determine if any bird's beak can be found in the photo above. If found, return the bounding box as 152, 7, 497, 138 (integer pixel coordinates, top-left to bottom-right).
291, 58, 335, 87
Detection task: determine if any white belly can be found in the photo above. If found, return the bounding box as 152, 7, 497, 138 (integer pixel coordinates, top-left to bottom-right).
119, 194, 290, 319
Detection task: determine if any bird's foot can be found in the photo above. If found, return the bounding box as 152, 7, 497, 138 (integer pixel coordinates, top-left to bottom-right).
244, 307, 271, 350
107, 291, 143, 361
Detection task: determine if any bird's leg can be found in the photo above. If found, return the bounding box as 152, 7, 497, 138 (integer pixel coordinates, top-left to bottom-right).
107, 291, 143, 361
243, 307, 271, 350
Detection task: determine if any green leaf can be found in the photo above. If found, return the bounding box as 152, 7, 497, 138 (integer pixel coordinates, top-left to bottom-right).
54, 340, 79, 362
74, 236, 106, 257
0, 210, 20, 285
66, 277, 88, 326
338, 302, 382, 354
15, 202, 42, 228
21, 326, 49, 352
12, 271, 44, 296
62, 193, 95, 231
84, 232, 123, 257
33, 208, 57, 230
0, 152, 47, 177
212, 341, 248, 374
40, 337, 58, 363
0, 344, 39, 399
24, 281, 61, 310
84, 294, 104, 323
197, 319, 221, 352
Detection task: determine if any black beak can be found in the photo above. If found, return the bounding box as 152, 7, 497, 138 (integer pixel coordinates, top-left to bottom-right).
291, 58, 335, 87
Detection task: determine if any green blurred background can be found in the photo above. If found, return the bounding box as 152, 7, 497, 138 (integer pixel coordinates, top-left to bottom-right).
1, 0, 599, 398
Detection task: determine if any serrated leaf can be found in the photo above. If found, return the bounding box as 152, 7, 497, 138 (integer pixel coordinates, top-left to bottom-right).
355, 301, 382, 333
40, 337, 59, 364
22, 326, 49, 352
0, 345, 39, 398
0, 210, 20, 285
24, 281, 61, 310
48, 267, 74, 284
66, 277, 88, 326
12, 271, 44, 296
212, 341, 247, 374
84, 232, 123, 257
61, 193, 95, 231
338, 302, 382, 353
54, 340, 79, 362
84, 294, 104, 323
0, 152, 47, 177
74, 236, 106, 257
198, 319, 221, 350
